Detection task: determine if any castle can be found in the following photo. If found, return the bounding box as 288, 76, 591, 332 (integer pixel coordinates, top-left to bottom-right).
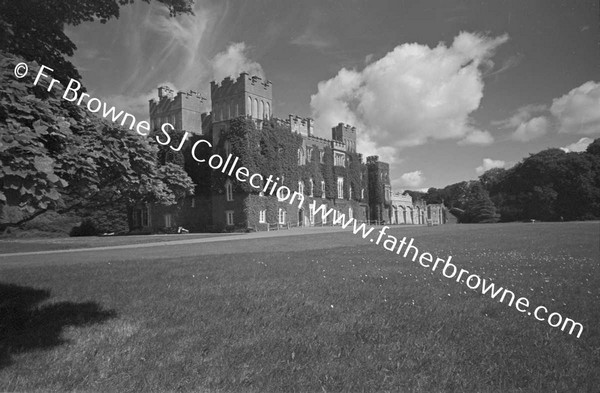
129, 73, 445, 232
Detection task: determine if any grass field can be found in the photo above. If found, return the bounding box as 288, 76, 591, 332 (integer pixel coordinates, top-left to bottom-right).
0, 222, 599, 392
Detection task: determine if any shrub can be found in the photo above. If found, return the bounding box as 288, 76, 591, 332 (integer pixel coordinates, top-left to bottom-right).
70, 219, 98, 237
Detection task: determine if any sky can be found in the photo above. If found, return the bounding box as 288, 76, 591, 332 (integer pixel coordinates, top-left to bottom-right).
65, 0, 600, 191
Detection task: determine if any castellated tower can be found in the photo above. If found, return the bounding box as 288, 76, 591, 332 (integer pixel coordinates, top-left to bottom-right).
210, 73, 273, 143
149, 86, 207, 134
210, 73, 273, 123
332, 123, 357, 153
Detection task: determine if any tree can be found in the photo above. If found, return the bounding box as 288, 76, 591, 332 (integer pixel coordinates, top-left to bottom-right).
461, 182, 500, 223
0, 0, 194, 82
0, 53, 194, 230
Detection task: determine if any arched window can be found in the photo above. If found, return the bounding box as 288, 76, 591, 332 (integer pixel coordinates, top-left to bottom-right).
309, 178, 314, 197
349, 184, 353, 200
247, 96, 252, 116
225, 180, 233, 201
252, 98, 258, 118
298, 148, 305, 165
259, 100, 264, 119
266, 102, 271, 118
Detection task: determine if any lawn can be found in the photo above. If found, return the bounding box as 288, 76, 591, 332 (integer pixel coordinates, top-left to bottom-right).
0, 222, 599, 392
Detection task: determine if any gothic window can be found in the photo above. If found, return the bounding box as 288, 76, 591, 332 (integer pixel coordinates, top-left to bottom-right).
298, 181, 304, 195
298, 148, 305, 165
306, 147, 312, 162
266, 102, 271, 118
259, 100, 264, 119
225, 180, 233, 201
309, 178, 314, 197
349, 184, 353, 200
247, 96, 252, 116
253, 98, 258, 118
321, 181, 326, 198
361, 188, 365, 200
320, 150, 325, 163
337, 177, 344, 199
226, 210, 234, 226
348, 207, 353, 220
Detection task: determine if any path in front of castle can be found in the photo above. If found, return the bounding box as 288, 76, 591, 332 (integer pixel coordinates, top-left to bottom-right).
0, 225, 394, 268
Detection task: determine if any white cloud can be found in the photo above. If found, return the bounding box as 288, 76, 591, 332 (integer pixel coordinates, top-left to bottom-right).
560, 137, 594, 153
459, 129, 494, 145
476, 158, 506, 175
550, 81, 600, 136
310, 32, 508, 155
211, 42, 265, 82
512, 116, 549, 141
398, 170, 425, 188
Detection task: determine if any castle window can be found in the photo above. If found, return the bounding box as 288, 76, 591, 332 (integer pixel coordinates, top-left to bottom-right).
226, 210, 234, 226
298, 181, 304, 195
334, 151, 345, 167
247, 96, 252, 116
309, 204, 315, 225
266, 102, 270, 118
349, 184, 353, 200
348, 207, 353, 220
224, 140, 231, 157
225, 180, 233, 201
321, 181, 326, 198
278, 208, 286, 225
259, 210, 266, 223
259, 100, 264, 119
337, 177, 344, 199
361, 188, 365, 200
298, 148, 305, 165
319, 150, 324, 163
253, 98, 258, 118
309, 178, 314, 197
306, 147, 312, 162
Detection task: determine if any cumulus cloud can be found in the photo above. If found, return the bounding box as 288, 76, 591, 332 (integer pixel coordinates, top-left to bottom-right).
459, 129, 494, 145
560, 137, 594, 153
310, 32, 508, 157
211, 42, 265, 82
512, 116, 549, 141
476, 158, 506, 175
551, 81, 600, 135
398, 170, 425, 188
493, 104, 549, 141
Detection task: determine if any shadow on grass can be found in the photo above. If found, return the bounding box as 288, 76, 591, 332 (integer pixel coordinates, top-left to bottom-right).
0, 282, 117, 369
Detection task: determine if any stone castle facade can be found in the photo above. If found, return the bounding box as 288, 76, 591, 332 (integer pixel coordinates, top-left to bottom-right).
130, 73, 445, 232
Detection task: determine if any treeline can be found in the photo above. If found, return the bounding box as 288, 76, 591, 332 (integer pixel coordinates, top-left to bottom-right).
420, 139, 600, 223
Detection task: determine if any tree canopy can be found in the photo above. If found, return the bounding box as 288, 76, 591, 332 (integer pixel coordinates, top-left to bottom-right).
0, 53, 194, 230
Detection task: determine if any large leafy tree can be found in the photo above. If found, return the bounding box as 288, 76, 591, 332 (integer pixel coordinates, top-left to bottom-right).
0, 0, 194, 82
0, 54, 194, 230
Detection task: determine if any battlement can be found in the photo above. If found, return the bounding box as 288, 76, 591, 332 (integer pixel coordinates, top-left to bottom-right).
332, 122, 357, 152
149, 87, 207, 112
210, 72, 272, 100
210, 73, 273, 122
288, 114, 313, 136
149, 86, 206, 134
